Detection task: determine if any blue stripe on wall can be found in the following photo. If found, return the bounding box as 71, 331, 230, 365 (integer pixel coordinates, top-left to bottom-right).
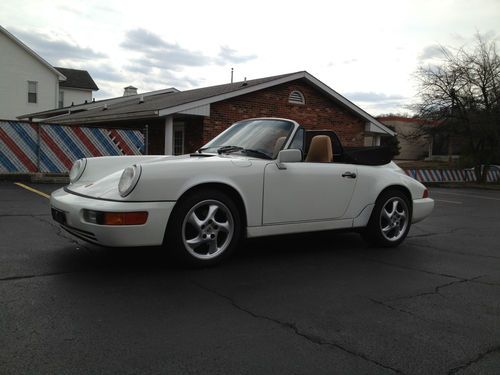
0, 149, 18, 172
88, 128, 119, 155
6, 121, 60, 172
126, 130, 144, 149
9, 121, 38, 155
50, 125, 86, 159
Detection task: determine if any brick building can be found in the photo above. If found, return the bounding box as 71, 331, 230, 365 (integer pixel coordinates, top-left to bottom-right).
20, 71, 394, 155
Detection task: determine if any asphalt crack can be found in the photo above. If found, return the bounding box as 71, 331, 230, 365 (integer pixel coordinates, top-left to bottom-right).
407, 227, 465, 239
410, 242, 500, 260
448, 345, 500, 374
0, 270, 77, 282
369, 297, 435, 323
355, 256, 462, 280
192, 280, 403, 374
386, 276, 483, 302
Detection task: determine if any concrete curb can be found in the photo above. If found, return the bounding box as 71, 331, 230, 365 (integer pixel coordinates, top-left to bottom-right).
0, 173, 69, 184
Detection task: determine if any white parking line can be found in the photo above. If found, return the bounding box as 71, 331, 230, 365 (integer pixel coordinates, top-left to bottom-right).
432, 190, 500, 202
434, 199, 463, 204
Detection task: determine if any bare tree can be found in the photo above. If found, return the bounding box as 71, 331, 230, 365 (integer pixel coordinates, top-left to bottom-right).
413, 34, 500, 182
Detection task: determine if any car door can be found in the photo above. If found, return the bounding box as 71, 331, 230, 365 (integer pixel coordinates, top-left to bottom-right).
262, 161, 358, 224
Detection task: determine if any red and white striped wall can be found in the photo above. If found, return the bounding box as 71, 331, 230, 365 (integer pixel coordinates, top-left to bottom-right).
0, 120, 144, 173
404, 169, 500, 183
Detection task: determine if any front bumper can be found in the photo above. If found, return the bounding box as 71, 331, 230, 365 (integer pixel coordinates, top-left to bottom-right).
412, 198, 434, 223
50, 188, 176, 247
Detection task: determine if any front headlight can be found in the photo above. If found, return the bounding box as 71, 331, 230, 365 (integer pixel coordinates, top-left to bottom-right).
69, 158, 87, 183
118, 165, 142, 197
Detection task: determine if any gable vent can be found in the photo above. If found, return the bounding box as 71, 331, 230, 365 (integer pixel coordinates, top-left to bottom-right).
288, 90, 305, 104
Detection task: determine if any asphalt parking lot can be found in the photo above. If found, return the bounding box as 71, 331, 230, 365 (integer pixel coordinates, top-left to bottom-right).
1, 182, 499, 374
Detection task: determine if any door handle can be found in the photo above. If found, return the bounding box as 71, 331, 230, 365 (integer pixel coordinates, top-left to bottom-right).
342, 172, 357, 178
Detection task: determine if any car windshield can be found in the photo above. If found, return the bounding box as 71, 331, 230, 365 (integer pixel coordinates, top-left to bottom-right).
199, 119, 294, 159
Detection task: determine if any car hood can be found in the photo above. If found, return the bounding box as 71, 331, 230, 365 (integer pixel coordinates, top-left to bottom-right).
66, 153, 257, 200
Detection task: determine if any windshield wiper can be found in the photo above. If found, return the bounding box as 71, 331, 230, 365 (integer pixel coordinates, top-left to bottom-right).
217, 145, 271, 159
240, 149, 272, 160
217, 145, 243, 154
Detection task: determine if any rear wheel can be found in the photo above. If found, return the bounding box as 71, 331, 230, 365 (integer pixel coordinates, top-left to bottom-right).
165, 189, 242, 266
362, 189, 411, 247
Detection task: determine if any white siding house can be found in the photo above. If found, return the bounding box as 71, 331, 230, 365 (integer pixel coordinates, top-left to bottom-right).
59, 88, 93, 108
55, 67, 99, 108
0, 25, 98, 120
0, 26, 64, 120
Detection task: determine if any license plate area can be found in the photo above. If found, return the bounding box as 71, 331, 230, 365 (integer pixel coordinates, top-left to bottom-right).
51, 208, 67, 225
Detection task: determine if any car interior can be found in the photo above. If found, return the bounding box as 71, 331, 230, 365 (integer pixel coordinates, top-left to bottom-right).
274, 129, 393, 166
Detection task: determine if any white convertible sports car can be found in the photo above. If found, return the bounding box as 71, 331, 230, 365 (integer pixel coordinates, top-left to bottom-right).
51, 118, 434, 265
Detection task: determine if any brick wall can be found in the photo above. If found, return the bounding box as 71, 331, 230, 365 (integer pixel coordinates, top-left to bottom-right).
182, 117, 204, 154
201, 79, 365, 148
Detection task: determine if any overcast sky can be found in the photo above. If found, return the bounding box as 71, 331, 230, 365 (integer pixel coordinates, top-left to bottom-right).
1, 0, 499, 115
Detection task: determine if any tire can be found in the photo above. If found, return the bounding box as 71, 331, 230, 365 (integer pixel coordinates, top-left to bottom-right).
165, 189, 242, 266
361, 189, 412, 247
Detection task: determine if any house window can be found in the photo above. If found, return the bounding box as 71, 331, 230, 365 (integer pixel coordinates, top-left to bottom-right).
288, 90, 305, 105
173, 125, 184, 155
58, 90, 64, 108
28, 81, 38, 103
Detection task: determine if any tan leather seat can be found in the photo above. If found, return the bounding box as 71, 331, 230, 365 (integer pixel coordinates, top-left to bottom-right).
305, 135, 333, 163
272, 136, 287, 158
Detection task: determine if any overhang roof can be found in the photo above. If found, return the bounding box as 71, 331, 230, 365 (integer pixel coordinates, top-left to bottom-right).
0, 25, 66, 81
19, 71, 395, 136
18, 87, 179, 119
55, 67, 99, 91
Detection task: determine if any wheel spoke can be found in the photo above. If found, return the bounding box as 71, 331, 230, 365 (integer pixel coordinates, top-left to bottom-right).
215, 220, 230, 233
382, 208, 392, 220
391, 200, 398, 215
382, 224, 392, 233
205, 204, 219, 222
188, 212, 203, 231
186, 235, 204, 249
207, 239, 218, 254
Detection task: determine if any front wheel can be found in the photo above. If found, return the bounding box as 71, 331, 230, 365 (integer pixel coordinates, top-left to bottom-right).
165, 189, 242, 266
362, 190, 411, 247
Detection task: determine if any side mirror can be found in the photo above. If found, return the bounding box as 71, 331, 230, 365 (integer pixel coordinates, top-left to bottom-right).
276, 149, 302, 169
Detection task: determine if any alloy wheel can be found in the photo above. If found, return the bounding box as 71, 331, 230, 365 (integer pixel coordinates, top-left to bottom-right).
181, 199, 234, 260
379, 197, 409, 242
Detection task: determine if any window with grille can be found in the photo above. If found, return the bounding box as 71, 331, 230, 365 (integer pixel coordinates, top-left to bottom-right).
173, 126, 184, 155
288, 90, 305, 105
58, 90, 64, 108
28, 81, 38, 103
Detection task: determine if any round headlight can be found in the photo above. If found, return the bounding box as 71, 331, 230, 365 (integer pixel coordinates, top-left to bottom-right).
69, 158, 87, 183
118, 165, 141, 197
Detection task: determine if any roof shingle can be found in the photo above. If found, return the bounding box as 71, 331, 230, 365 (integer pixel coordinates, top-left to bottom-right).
55, 67, 99, 91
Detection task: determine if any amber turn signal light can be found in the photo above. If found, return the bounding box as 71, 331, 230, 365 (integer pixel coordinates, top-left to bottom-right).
83, 209, 148, 225
102, 212, 148, 225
